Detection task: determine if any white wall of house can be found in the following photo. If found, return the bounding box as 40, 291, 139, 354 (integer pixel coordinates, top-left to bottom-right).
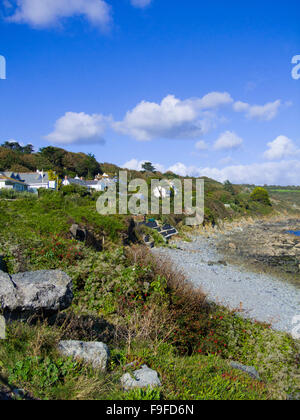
0, 181, 12, 189
28, 183, 49, 190
0, 181, 27, 191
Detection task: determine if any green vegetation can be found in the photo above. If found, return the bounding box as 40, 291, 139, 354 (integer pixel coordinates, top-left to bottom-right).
0, 144, 277, 229
250, 187, 272, 206
142, 162, 156, 173
0, 192, 299, 400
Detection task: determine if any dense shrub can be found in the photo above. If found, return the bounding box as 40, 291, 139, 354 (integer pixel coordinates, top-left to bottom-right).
250, 187, 271, 206
28, 235, 85, 270
0, 190, 35, 200
61, 184, 90, 197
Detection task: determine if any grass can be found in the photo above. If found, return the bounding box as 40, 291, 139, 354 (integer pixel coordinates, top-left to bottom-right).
0, 193, 299, 400
269, 190, 300, 193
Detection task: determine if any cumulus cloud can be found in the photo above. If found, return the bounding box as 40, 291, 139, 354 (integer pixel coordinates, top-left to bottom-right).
167, 162, 200, 177
233, 99, 281, 121
263, 135, 299, 160
165, 161, 300, 185
45, 111, 107, 145
123, 155, 300, 185
199, 161, 300, 185
122, 159, 165, 173
114, 93, 233, 141
195, 92, 233, 109
213, 131, 243, 151
6, 0, 111, 28
130, 0, 152, 8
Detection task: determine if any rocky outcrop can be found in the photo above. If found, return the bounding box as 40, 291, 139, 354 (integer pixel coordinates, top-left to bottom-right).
58, 340, 110, 371
0, 270, 73, 320
121, 365, 161, 390
230, 361, 261, 381
217, 219, 300, 277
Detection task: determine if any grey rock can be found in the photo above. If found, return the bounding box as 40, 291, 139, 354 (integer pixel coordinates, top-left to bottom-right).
230, 361, 261, 381
121, 365, 161, 390
58, 340, 110, 371
0, 270, 73, 319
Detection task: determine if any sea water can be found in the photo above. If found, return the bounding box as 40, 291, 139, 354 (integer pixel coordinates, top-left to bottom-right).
287, 230, 300, 236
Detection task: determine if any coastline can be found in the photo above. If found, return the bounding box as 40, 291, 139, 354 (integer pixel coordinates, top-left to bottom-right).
152, 222, 300, 334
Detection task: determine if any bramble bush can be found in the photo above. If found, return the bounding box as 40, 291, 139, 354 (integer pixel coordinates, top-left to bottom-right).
28, 235, 85, 270
250, 187, 271, 206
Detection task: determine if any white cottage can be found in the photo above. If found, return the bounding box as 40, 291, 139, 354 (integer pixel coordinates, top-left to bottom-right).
3, 170, 52, 191
0, 174, 28, 191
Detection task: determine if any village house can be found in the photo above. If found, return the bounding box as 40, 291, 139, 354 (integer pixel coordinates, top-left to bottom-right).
62, 174, 116, 192
153, 181, 179, 199
0, 174, 28, 191
1, 170, 54, 192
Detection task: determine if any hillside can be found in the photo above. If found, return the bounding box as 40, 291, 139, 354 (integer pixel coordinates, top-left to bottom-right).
0, 191, 299, 400
0, 144, 277, 226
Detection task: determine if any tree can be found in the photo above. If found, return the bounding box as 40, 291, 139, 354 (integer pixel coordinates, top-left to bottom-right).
37, 147, 66, 173
224, 180, 235, 195
76, 153, 101, 179
250, 187, 271, 206
142, 162, 156, 173
1, 141, 34, 154
22, 144, 34, 154
48, 170, 62, 190
1, 141, 23, 152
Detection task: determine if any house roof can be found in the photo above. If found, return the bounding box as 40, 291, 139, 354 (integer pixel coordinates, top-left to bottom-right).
3, 172, 49, 184
0, 174, 28, 185
19, 173, 49, 184
85, 180, 98, 186
66, 179, 114, 187
65, 178, 88, 187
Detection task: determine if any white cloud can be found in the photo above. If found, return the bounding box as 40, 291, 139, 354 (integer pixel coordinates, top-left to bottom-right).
263, 135, 299, 160
200, 161, 300, 185
114, 93, 233, 141
123, 155, 300, 185
168, 162, 200, 177
6, 0, 111, 28
233, 101, 249, 112
213, 131, 243, 151
122, 159, 165, 173
195, 92, 233, 109
165, 161, 300, 185
45, 112, 107, 144
122, 159, 144, 171
195, 140, 208, 151
233, 99, 281, 121
130, 0, 152, 8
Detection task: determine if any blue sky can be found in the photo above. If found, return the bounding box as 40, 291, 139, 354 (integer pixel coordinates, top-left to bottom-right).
0, 0, 300, 184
